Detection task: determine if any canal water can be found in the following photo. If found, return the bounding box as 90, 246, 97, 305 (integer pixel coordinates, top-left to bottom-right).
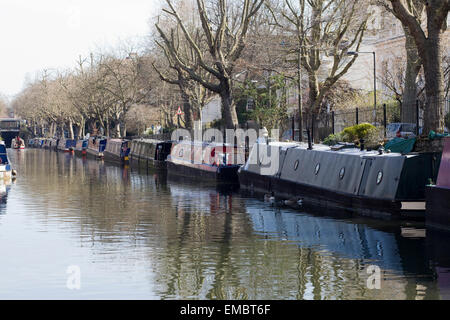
0, 149, 449, 300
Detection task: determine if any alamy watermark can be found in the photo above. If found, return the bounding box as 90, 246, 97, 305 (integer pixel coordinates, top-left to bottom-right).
366, 265, 381, 290
66, 265, 81, 290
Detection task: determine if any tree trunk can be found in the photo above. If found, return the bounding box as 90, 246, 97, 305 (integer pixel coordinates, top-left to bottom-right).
114, 122, 121, 138
220, 80, 238, 129
68, 119, 74, 139
402, 27, 421, 123
422, 30, 445, 133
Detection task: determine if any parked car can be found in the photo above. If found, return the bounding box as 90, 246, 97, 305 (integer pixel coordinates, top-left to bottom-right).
386, 123, 421, 139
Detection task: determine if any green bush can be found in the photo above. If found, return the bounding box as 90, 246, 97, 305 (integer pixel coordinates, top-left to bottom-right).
341, 123, 377, 142
323, 123, 382, 148
323, 133, 343, 146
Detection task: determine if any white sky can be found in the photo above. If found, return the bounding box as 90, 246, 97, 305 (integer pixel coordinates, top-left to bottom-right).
0, 0, 160, 99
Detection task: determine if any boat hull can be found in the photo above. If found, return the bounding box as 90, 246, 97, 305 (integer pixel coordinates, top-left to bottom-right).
426, 185, 450, 231
167, 161, 240, 184
131, 157, 167, 170
103, 151, 129, 165
238, 169, 409, 219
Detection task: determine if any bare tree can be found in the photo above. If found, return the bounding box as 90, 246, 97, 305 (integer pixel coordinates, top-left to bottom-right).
155, 0, 264, 128
269, 0, 369, 140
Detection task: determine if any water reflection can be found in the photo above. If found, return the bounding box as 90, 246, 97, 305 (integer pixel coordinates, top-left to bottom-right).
0, 149, 449, 299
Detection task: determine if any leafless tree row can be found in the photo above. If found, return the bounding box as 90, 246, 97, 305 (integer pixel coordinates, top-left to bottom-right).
9, 0, 449, 137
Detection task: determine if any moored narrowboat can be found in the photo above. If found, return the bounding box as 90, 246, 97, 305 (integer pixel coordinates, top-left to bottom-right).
28, 138, 36, 148
74, 139, 88, 156
103, 139, 131, 165
34, 138, 43, 148
426, 137, 450, 231
238, 141, 439, 219
86, 136, 107, 159
166, 140, 245, 183
0, 142, 13, 182
12, 136, 25, 149
57, 138, 76, 152
130, 139, 173, 169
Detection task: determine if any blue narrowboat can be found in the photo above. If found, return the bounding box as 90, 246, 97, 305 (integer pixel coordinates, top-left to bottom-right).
57, 138, 77, 152
74, 140, 88, 156
103, 139, 131, 164
28, 138, 35, 148
86, 136, 107, 159
0, 142, 13, 181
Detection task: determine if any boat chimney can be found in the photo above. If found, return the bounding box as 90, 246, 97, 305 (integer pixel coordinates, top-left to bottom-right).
307, 129, 313, 150
359, 138, 365, 151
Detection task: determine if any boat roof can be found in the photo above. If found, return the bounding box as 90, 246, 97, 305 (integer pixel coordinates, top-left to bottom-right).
132, 138, 163, 144
263, 141, 404, 158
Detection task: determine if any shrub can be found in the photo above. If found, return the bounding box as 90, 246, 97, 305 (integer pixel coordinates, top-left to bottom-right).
323, 133, 343, 146
341, 123, 376, 142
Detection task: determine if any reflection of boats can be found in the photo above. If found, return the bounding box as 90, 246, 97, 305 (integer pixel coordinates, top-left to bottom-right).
168, 180, 237, 214
57, 138, 76, 152
0, 142, 13, 182
86, 136, 107, 159
130, 139, 173, 170
167, 140, 245, 183
426, 137, 450, 231
239, 142, 439, 219
103, 139, 131, 165
426, 228, 450, 299
74, 139, 88, 156
11, 136, 25, 149
245, 201, 423, 273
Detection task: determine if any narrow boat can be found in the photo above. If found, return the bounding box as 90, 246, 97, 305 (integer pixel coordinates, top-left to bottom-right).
74, 139, 88, 156
37, 138, 45, 148
166, 140, 245, 183
43, 138, 52, 149
11, 136, 25, 149
130, 139, 173, 169
0, 142, 13, 182
57, 138, 77, 152
238, 141, 439, 219
27, 138, 35, 148
86, 136, 107, 159
426, 137, 450, 231
103, 139, 131, 165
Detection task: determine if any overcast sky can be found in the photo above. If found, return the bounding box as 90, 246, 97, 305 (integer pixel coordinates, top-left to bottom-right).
0, 0, 159, 99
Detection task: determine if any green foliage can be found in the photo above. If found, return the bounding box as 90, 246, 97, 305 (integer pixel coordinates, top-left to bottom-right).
235, 74, 290, 131
322, 123, 382, 148
341, 123, 377, 142
323, 133, 343, 146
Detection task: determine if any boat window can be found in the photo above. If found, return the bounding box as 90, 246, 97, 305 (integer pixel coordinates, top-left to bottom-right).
376, 171, 383, 185
178, 148, 184, 157
315, 163, 320, 175
294, 160, 299, 171
339, 167, 345, 179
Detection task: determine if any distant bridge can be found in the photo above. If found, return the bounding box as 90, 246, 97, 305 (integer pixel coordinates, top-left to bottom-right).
0, 118, 24, 148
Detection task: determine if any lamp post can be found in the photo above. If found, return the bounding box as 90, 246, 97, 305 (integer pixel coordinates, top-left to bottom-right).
347, 51, 377, 120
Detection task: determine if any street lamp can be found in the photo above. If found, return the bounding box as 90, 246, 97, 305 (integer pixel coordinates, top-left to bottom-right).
347, 51, 377, 119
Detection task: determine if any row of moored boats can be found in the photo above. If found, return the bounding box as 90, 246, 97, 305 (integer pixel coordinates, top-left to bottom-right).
26, 135, 450, 229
